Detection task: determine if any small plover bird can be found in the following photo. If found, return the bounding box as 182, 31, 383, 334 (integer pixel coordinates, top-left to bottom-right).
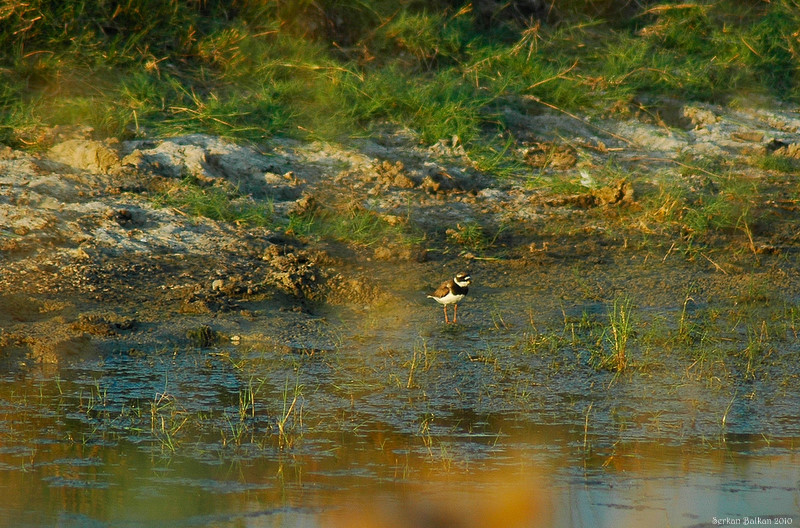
427, 272, 471, 324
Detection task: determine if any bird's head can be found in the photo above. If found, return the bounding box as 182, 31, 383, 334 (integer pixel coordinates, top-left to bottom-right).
454, 272, 471, 287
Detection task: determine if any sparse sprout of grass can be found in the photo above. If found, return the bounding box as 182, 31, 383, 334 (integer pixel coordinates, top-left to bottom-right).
785, 303, 800, 339
526, 332, 567, 355
418, 413, 435, 457
490, 305, 510, 330
406, 341, 436, 388
678, 288, 696, 345
239, 376, 266, 421
150, 391, 189, 453
407, 346, 420, 389
599, 295, 634, 372
277, 377, 303, 450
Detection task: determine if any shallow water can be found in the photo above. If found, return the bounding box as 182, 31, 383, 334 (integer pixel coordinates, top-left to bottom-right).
1, 287, 799, 527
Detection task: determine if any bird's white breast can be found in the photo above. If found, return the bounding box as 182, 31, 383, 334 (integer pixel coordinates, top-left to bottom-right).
432, 291, 464, 305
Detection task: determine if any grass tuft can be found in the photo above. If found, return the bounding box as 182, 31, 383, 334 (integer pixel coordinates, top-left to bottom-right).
154, 178, 275, 227
287, 203, 420, 248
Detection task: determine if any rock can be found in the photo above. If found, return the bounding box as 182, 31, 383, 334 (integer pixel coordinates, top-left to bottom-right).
684, 106, 719, 127
71, 313, 120, 336
545, 180, 634, 209
48, 139, 120, 174
30, 333, 94, 364
373, 246, 394, 260
420, 165, 458, 194
376, 160, 417, 188
731, 131, 765, 143
522, 142, 577, 170
289, 193, 317, 216
592, 179, 635, 206
186, 324, 222, 347
261, 245, 324, 299
773, 143, 800, 159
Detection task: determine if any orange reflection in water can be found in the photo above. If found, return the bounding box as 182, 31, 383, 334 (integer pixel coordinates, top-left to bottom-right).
325, 473, 549, 528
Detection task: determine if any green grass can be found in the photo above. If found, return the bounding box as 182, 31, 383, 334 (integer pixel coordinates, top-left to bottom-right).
752, 153, 800, 173
153, 178, 275, 227
3, 0, 800, 165
287, 205, 420, 248
446, 221, 488, 252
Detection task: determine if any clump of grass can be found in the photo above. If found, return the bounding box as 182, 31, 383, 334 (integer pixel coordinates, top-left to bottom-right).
528, 174, 589, 195
287, 204, 418, 248
599, 295, 634, 372
683, 174, 759, 236
751, 154, 800, 173
640, 181, 686, 228
676, 153, 727, 178
637, 170, 761, 242
447, 222, 488, 252
186, 325, 222, 348
154, 178, 275, 227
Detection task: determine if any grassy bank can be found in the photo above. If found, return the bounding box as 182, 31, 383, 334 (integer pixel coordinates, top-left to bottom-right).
2, 0, 799, 159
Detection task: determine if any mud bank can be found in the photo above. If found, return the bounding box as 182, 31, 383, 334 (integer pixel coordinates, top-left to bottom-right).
2, 99, 800, 361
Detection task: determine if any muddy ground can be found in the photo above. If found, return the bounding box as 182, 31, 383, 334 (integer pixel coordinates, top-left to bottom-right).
2, 99, 800, 364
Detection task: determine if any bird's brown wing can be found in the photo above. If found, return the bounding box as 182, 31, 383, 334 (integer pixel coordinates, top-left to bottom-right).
430, 280, 453, 298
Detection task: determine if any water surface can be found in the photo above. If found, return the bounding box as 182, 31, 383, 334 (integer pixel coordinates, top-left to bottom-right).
1, 289, 799, 527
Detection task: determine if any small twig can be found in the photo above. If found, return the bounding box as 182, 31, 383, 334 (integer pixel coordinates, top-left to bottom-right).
274, 62, 364, 82
632, 156, 722, 179
662, 241, 676, 262
701, 252, 728, 275
526, 59, 579, 90
640, 3, 705, 16
738, 214, 757, 255
583, 402, 593, 453
740, 36, 762, 58
522, 95, 638, 147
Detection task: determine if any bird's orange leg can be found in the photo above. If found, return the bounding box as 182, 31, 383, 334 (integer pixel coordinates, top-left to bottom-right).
453, 303, 458, 323
443, 305, 449, 324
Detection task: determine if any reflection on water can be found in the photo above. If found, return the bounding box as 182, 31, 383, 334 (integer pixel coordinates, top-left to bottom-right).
1, 298, 799, 527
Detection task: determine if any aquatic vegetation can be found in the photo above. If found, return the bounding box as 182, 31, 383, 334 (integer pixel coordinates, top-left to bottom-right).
603, 295, 634, 372
276, 377, 304, 450
186, 325, 224, 348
